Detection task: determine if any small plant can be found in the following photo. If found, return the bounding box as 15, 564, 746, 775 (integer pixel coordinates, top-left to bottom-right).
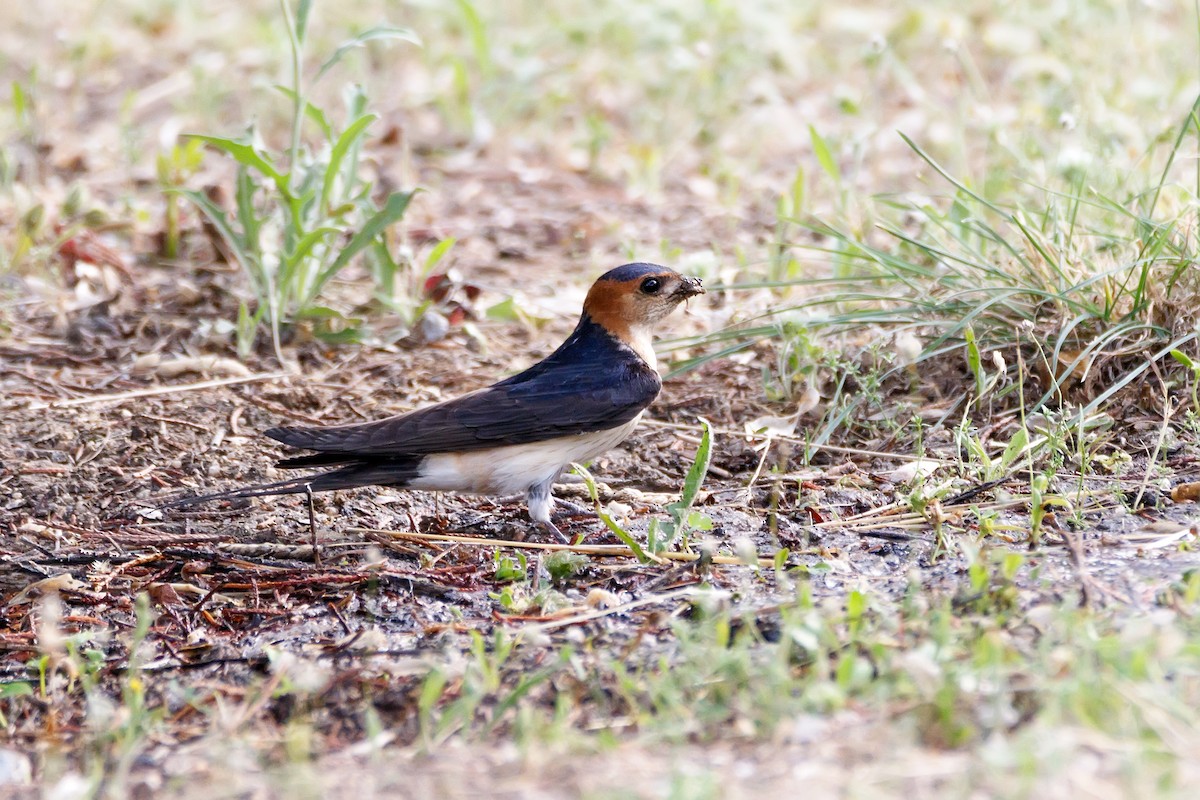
1171, 349, 1200, 415
647, 418, 715, 554
1028, 472, 1071, 548
764, 321, 826, 404
180, 1, 419, 361
954, 418, 1030, 483
958, 541, 1023, 615
417, 629, 564, 748
492, 550, 527, 582
574, 418, 714, 560
543, 550, 589, 583
155, 138, 205, 260
573, 461, 653, 562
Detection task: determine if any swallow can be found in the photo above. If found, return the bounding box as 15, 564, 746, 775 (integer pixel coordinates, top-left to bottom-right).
164, 263, 704, 541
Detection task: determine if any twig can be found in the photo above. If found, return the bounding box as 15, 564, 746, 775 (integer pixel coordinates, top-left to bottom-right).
348, 527, 780, 567
28, 372, 289, 409
136, 413, 213, 432
641, 418, 950, 464
515, 586, 699, 636
306, 483, 321, 568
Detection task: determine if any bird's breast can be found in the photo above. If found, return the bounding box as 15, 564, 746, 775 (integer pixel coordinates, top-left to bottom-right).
408, 415, 643, 495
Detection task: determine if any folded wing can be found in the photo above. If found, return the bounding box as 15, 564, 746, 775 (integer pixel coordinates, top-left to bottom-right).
267, 353, 660, 458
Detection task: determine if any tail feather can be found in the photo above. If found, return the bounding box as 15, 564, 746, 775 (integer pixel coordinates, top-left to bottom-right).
275, 452, 363, 469
159, 457, 424, 509
158, 474, 336, 509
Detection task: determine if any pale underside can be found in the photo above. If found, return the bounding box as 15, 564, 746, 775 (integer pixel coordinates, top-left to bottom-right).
408, 414, 644, 520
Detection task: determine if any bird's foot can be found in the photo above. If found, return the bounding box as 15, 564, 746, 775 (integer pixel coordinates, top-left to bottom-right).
537, 519, 572, 544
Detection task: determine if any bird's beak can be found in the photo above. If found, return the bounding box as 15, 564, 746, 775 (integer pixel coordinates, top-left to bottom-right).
673, 276, 706, 299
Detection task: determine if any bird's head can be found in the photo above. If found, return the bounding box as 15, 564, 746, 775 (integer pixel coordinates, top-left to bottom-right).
582, 263, 705, 363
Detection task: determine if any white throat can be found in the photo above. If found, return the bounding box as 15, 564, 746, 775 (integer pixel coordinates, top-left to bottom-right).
626, 324, 657, 370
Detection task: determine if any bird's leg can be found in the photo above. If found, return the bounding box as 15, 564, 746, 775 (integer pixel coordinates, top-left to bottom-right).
526, 476, 570, 543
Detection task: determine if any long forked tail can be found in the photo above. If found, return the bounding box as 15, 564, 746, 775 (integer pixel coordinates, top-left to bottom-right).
158, 475, 328, 509
158, 458, 423, 510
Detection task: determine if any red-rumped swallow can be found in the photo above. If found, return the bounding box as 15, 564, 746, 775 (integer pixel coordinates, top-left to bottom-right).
165, 263, 704, 541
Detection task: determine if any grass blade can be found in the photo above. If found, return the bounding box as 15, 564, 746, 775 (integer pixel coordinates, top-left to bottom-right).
315, 25, 421, 82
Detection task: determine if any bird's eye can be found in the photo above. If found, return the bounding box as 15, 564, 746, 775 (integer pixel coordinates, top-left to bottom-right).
640, 277, 662, 294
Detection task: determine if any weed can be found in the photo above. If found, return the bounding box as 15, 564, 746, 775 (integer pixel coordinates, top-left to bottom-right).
417, 630, 565, 748
648, 418, 715, 553
155, 138, 205, 260
1171, 349, 1200, 415
543, 550, 589, 583
492, 550, 528, 583
1028, 472, 1070, 548
574, 418, 714, 560
179, 0, 418, 361
686, 110, 1200, 446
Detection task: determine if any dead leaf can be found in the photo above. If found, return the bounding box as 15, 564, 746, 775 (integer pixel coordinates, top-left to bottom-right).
885, 460, 939, 485
7, 574, 85, 606
746, 414, 798, 438
132, 353, 252, 379
1171, 482, 1200, 503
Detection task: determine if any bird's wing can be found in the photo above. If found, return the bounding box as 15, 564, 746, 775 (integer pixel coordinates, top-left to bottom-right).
267, 357, 661, 456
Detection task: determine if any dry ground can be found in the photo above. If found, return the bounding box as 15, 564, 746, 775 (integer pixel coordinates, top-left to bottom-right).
4, 1, 1200, 798
3, 167, 1199, 797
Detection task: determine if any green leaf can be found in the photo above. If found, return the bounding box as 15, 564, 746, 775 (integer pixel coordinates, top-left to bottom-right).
773, 548, 790, 571
1170, 349, 1196, 370
11, 81, 28, 120
573, 462, 600, 504
808, 124, 841, 184
678, 417, 713, 509
485, 297, 522, 322
322, 113, 378, 211
424, 237, 457, 273
544, 550, 588, 582
309, 190, 416, 302
295, 305, 347, 320
847, 589, 866, 620
312, 325, 365, 345
789, 165, 805, 217
273, 86, 332, 138
999, 427, 1029, 470
294, 0, 314, 44
236, 301, 256, 358
417, 669, 448, 731
964, 324, 985, 395
598, 509, 654, 564
315, 25, 421, 83
0, 682, 33, 699
232, 168, 264, 277
281, 226, 338, 282
1001, 551, 1024, 580
188, 134, 291, 199
456, 0, 492, 75
573, 462, 654, 563
485, 293, 552, 326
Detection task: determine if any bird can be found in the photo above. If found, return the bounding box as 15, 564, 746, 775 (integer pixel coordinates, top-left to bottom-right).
163, 263, 705, 541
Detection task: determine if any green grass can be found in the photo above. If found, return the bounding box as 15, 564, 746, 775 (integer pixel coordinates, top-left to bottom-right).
16, 566, 1200, 796
671, 116, 1200, 454
402, 565, 1200, 795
